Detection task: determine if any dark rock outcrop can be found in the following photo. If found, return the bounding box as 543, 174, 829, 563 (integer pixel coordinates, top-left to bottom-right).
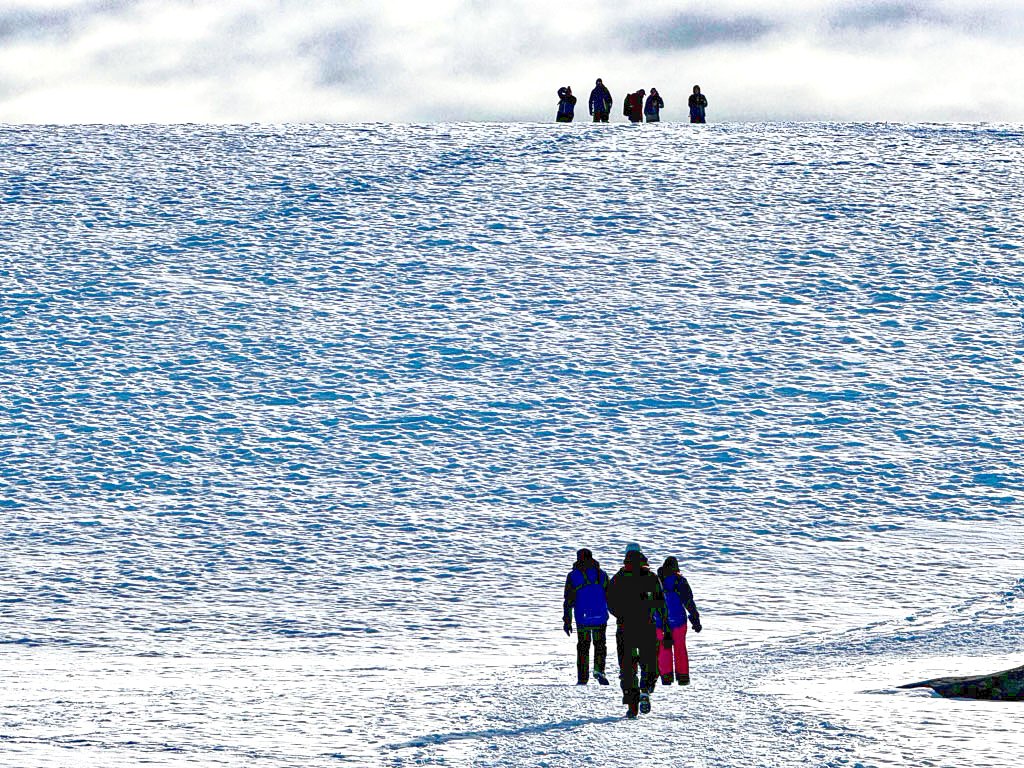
901, 664, 1024, 701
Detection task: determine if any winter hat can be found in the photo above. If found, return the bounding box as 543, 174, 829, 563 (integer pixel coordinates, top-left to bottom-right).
625, 549, 646, 568
624, 542, 642, 556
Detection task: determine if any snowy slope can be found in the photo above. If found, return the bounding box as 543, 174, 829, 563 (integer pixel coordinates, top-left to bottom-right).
1, 122, 1023, 767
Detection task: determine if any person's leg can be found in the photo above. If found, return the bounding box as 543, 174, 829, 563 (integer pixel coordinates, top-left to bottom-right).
673, 624, 689, 674
593, 625, 607, 678
620, 632, 642, 714
619, 643, 640, 694
576, 627, 591, 683
638, 629, 659, 694
656, 628, 673, 683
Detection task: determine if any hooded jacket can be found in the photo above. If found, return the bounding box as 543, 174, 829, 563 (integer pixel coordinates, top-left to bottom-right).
606, 552, 667, 631
563, 557, 609, 627
656, 564, 700, 629
589, 83, 613, 115
644, 93, 664, 117
557, 88, 577, 119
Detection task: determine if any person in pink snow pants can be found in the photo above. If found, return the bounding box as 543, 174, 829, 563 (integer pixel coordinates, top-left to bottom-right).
654, 556, 702, 685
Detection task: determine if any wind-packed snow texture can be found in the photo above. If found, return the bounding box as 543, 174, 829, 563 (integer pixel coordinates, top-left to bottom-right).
1, 122, 1023, 767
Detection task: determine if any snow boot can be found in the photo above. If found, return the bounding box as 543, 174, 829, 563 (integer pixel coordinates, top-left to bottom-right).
625, 690, 640, 719
677, 673, 690, 686
594, 670, 609, 685
661, 674, 673, 685
639, 692, 651, 714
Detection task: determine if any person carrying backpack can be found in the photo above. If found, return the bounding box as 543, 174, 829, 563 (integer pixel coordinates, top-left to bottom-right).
589, 78, 613, 122
623, 89, 645, 123
688, 85, 708, 123
556, 86, 577, 123
655, 556, 702, 685
562, 548, 610, 685
606, 546, 667, 718
644, 88, 664, 122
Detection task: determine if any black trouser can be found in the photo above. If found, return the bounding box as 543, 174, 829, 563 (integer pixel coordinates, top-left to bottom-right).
618, 625, 658, 697
576, 626, 607, 682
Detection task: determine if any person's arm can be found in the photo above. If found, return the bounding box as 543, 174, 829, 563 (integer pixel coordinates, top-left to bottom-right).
605, 574, 620, 619
653, 576, 669, 630
680, 577, 701, 630
563, 574, 575, 629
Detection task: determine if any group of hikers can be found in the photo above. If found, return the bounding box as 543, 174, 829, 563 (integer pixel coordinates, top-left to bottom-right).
562, 543, 702, 719
556, 78, 708, 124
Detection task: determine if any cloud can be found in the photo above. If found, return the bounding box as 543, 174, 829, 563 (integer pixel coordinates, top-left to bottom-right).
0, 1, 143, 43
625, 11, 776, 50
827, 1, 937, 31
0, 7, 74, 42
300, 24, 375, 88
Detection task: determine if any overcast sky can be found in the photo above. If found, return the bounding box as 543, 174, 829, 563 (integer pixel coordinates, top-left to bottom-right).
1, 0, 1022, 122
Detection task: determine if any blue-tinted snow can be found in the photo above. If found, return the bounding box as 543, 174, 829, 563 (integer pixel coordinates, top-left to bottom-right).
1, 122, 1023, 767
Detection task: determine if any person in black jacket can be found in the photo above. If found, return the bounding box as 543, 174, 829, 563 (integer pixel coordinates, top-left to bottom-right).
556, 86, 577, 123
606, 547, 668, 718
688, 85, 708, 123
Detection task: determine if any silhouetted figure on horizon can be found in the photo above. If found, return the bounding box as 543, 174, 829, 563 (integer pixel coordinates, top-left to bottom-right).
688, 85, 708, 123
589, 78, 613, 122
624, 89, 645, 124
556, 86, 577, 122
644, 88, 664, 122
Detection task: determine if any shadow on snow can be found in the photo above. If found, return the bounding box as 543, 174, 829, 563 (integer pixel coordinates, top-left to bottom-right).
387, 715, 622, 750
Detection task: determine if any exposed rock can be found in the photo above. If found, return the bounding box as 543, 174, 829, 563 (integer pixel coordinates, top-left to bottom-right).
901, 664, 1024, 701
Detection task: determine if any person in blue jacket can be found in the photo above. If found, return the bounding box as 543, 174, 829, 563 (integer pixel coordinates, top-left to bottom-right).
644, 88, 664, 122
562, 548, 610, 685
589, 78, 613, 122
655, 556, 702, 685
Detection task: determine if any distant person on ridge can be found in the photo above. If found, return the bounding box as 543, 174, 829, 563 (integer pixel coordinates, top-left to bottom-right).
556, 86, 577, 123
688, 85, 708, 123
589, 78, 613, 122
654, 556, 702, 686
624, 89, 645, 123
644, 88, 664, 122
562, 548, 611, 685
606, 545, 667, 718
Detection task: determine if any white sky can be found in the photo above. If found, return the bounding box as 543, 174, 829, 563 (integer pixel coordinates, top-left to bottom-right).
0, 0, 1022, 122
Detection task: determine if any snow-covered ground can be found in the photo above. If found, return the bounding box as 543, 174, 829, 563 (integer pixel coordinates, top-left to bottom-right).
1, 122, 1022, 767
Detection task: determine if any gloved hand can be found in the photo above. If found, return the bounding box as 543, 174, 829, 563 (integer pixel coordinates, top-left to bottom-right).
661, 631, 674, 649
563, 621, 572, 636
692, 621, 702, 633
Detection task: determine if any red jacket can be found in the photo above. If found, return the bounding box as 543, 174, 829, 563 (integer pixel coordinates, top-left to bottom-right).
623, 91, 644, 122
